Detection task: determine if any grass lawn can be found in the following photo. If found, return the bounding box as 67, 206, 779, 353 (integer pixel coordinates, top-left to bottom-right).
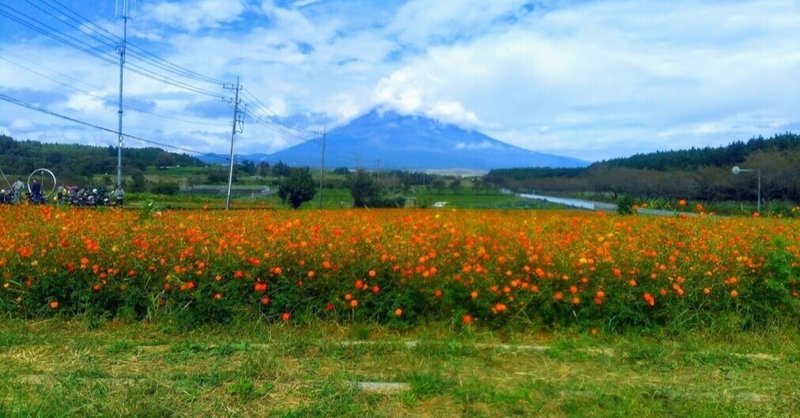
118, 189, 543, 210
1, 320, 798, 417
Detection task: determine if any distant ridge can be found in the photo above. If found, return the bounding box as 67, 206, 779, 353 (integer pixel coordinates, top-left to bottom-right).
202, 110, 588, 170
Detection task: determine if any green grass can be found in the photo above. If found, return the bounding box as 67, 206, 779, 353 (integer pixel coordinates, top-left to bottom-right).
114, 188, 545, 210
1, 319, 799, 417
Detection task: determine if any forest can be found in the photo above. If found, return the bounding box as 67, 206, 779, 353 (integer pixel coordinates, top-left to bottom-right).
487, 133, 800, 203
0, 135, 201, 181
2, 133, 799, 204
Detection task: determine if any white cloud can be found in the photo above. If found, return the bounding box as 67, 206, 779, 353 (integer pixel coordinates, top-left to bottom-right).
9, 118, 35, 131
2, 0, 800, 161
363, 0, 800, 159
64, 93, 108, 113
388, 0, 531, 47
454, 140, 500, 150
142, 0, 247, 31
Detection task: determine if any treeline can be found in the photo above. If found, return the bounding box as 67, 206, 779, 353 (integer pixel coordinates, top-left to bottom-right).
602, 133, 799, 170
0, 135, 202, 182
487, 133, 800, 202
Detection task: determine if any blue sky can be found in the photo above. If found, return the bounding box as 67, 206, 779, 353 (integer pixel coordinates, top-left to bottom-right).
1, 0, 799, 161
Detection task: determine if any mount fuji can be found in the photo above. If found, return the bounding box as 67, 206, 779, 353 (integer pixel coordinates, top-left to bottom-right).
209, 110, 588, 170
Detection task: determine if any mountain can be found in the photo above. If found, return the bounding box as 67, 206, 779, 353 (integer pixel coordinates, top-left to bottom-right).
232, 111, 587, 170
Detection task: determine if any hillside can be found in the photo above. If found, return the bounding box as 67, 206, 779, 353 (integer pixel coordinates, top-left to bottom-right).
487, 133, 800, 204
0, 135, 202, 182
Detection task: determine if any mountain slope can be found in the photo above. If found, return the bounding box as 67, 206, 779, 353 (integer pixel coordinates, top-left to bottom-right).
262, 111, 587, 170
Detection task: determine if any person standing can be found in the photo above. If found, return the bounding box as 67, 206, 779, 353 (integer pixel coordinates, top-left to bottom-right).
31, 178, 42, 204
11, 178, 23, 203
115, 187, 124, 207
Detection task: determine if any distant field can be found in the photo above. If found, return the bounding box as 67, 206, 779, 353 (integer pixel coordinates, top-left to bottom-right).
117, 189, 543, 210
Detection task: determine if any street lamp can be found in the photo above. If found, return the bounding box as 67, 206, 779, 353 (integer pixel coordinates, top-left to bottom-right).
732, 166, 761, 214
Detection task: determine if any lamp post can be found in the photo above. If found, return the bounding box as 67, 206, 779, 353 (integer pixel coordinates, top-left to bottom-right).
732, 166, 761, 214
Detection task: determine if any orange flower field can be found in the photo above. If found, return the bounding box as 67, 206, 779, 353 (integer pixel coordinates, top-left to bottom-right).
1, 206, 799, 329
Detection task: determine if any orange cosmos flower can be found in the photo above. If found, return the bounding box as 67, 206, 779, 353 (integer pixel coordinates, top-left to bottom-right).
643, 293, 655, 306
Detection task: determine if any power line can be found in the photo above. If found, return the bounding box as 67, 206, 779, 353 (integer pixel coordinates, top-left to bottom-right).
1, 2, 325, 138
0, 5, 117, 61
0, 52, 224, 127
0, 3, 224, 99
33, 0, 226, 85
240, 88, 317, 136
0, 92, 229, 161
31, 0, 120, 46
0, 2, 342, 166
242, 103, 314, 140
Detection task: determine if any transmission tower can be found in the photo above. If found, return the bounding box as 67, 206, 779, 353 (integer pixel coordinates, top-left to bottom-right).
223, 77, 245, 210
318, 126, 326, 208
115, 0, 136, 190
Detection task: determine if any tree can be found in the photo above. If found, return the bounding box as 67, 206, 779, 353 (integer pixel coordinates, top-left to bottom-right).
449, 177, 462, 194
431, 178, 446, 193
154, 152, 175, 169
149, 181, 179, 195
131, 172, 146, 192
348, 169, 381, 208
278, 168, 317, 209
271, 161, 291, 177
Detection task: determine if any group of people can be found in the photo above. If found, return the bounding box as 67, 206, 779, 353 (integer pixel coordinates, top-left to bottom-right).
0, 178, 124, 207
56, 185, 124, 207
0, 178, 43, 204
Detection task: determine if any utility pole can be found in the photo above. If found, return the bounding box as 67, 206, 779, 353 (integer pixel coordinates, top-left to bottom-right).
115, 0, 134, 190
223, 77, 244, 210
318, 127, 326, 209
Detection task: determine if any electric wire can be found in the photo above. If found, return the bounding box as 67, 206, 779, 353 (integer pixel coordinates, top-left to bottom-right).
0, 92, 229, 161
0, 52, 225, 127
0, 2, 337, 162
0, 3, 225, 98
32, 0, 227, 85
240, 87, 317, 137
